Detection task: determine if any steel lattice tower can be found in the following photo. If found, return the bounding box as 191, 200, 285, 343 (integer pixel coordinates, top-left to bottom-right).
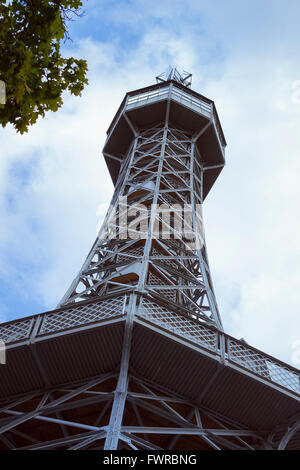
0, 69, 299, 450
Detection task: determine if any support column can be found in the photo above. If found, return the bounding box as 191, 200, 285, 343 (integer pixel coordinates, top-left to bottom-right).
104, 294, 137, 450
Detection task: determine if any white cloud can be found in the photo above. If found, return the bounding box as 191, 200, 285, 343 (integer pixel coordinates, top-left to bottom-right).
203, 57, 300, 364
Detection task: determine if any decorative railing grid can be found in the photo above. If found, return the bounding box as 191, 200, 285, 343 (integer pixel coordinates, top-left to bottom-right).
0, 318, 34, 344
40, 296, 126, 334
0, 296, 299, 395
138, 298, 300, 395
228, 338, 300, 394
138, 299, 219, 352
0, 296, 126, 344
126, 86, 212, 120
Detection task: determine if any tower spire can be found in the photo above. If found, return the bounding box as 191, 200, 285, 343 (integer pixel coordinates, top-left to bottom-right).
156, 66, 192, 88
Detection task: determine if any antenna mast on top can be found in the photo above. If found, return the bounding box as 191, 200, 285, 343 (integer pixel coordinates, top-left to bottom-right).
156, 66, 192, 88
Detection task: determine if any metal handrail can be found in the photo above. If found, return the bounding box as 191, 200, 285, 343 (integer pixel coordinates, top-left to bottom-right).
0, 295, 298, 396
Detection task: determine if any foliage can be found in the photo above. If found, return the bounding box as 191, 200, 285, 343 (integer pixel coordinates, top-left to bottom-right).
0, 0, 88, 133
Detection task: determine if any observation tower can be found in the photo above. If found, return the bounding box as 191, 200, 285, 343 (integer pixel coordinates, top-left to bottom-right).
0, 68, 299, 450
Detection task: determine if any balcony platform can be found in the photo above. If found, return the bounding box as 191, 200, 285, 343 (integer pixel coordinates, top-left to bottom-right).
102, 80, 226, 200
0, 295, 299, 436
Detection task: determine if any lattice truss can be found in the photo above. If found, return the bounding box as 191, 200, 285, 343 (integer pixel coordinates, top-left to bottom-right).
59, 125, 222, 330
0, 373, 296, 450
1, 84, 299, 452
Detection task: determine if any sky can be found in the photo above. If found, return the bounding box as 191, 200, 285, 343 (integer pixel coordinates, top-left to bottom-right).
1, 0, 300, 366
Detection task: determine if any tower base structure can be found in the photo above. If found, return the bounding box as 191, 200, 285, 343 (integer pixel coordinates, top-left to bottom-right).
0, 294, 299, 450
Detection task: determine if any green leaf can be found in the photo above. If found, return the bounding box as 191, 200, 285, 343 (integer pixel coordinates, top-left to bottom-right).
0, 0, 88, 133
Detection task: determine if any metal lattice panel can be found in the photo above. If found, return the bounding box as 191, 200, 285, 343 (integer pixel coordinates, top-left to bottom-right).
229, 339, 300, 394
40, 296, 126, 334
138, 298, 218, 351
0, 318, 34, 344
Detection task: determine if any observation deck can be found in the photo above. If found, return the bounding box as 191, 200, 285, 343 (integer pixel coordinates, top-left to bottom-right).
0, 295, 299, 436
103, 80, 226, 200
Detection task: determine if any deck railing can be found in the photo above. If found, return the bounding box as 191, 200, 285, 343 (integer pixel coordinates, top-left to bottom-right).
0, 295, 299, 397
